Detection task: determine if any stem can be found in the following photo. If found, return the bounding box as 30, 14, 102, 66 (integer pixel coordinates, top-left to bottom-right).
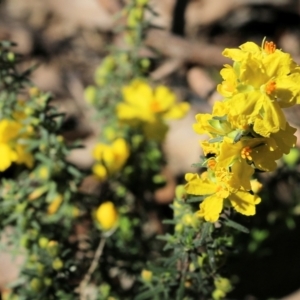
79, 237, 106, 300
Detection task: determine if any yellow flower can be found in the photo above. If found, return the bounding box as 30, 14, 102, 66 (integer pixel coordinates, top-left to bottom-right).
15, 144, 34, 169
0, 118, 35, 171
116, 79, 189, 140
95, 201, 118, 230
0, 143, 18, 171
92, 138, 129, 180
0, 119, 21, 142
141, 269, 152, 282
218, 40, 300, 136
185, 173, 261, 222
217, 136, 281, 190
228, 90, 287, 136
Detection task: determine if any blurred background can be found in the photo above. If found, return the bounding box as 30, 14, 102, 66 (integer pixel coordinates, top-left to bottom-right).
1, 0, 300, 299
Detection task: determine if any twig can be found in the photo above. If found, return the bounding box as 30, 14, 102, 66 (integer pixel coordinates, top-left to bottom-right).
79, 237, 106, 300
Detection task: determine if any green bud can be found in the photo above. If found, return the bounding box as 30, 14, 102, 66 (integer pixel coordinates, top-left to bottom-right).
24, 107, 34, 116
30, 278, 44, 292
116, 186, 126, 197
99, 283, 111, 298
44, 277, 53, 286
175, 223, 183, 233
31, 118, 40, 126
39, 143, 47, 152
152, 174, 166, 184
102, 56, 115, 71
37, 263, 45, 275
38, 237, 49, 249
20, 235, 29, 248
175, 185, 186, 200
15, 203, 27, 213
283, 148, 300, 167
84, 85, 97, 104
52, 258, 64, 270
136, 0, 148, 6
28, 229, 39, 240
7, 51, 15, 62
29, 254, 39, 262
140, 58, 150, 69
47, 241, 59, 257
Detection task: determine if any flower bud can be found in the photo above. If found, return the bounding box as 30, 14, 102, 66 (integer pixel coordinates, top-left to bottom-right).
38, 237, 49, 249
52, 258, 64, 270
141, 269, 152, 282
96, 201, 118, 230
30, 278, 44, 292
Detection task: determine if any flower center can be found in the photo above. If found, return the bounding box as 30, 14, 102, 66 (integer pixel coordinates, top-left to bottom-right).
207, 159, 216, 170
265, 80, 276, 95
150, 99, 161, 112
264, 41, 276, 54
241, 146, 252, 161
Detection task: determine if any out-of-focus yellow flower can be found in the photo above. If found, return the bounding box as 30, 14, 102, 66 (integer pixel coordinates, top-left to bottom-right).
0, 118, 34, 171
116, 79, 190, 141
141, 269, 152, 282
92, 138, 129, 180
95, 201, 118, 230
0, 119, 20, 171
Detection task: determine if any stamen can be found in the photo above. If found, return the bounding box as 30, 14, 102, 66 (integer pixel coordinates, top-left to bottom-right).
207, 159, 216, 169
264, 41, 276, 54
241, 146, 252, 161
265, 81, 276, 95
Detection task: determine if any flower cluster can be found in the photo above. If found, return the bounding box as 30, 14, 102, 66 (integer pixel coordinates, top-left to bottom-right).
92, 138, 129, 180
116, 79, 190, 141
185, 40, 299, 222
0, 117, 34, 172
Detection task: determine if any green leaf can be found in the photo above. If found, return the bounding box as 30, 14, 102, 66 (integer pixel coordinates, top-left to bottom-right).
134, 286, 165, 300
223, 218, 249, 233
186, 195, 205, 203
209, 137, 223, 143
194, 222, 212, 247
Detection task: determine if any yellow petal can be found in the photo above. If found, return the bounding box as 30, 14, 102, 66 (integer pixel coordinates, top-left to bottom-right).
229, 190, 261, 216
197, 194, 224, 222
163, 102, 190, 120
185, 173, 218, 196
0, 143, 18, 171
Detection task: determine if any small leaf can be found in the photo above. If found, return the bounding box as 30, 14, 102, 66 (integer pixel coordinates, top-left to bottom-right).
194, 222, 212, 247
209, 137, 223, 143
223, 218, 249, 233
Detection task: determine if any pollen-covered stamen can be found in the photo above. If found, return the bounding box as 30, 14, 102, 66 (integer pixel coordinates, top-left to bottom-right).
265, 80, 276, 95
216, 185, 223, 193
264, 41, 276, 54
207, 159, 216, 170
241, 146, 252, 161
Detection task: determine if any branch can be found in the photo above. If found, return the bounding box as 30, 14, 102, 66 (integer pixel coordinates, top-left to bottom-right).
79, 237, 106, 300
